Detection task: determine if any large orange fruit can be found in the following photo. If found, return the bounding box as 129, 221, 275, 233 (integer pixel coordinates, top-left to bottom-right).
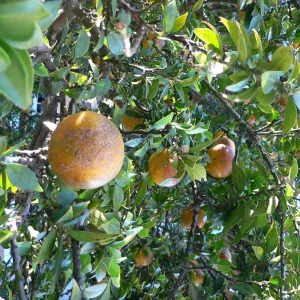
206, 144, 234, 178
122, 108, 144, 131
181, 207, 206, 229
148, 148, 185, 187
134, 247, 153, 267
213, 132, 235, 153
48, 111, 124, 189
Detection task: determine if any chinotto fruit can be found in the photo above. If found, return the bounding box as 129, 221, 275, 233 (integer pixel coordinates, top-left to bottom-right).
48, 111, 124, 189
134, 247, 153, 267
190, 260, 205, 286
206, 144, 235, 178
213, 132, 236, 153
181, 207, 206, 229
219, 249, 232, 263
148, 148, 185, 187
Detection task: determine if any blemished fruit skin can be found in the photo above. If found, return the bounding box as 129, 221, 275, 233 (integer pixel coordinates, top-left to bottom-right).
181, 207, 206, 229
48, 111, 124, 189
206, 144, 234, 178
134, 247, 153, 267
122, 108, 144, 131
219, 250, 232, 263
148, 149, 184, 187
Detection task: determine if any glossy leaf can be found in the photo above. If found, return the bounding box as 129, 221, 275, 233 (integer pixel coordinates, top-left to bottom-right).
35, 229, 56, 265
256, 87, 276, 105
68, 230, 119, 244
269, 46, 293, 73
0, 136, 7, 157
283, 97, 297, 135
164, 0, 178, 33
261, 71, 283, 94
0, 46, 11, 72
171, 12, 188, 32
192, 0, 204, 12
6, 163, 43, 192
232, 162, 246, 193
265, 224, 278, 253
75, 29, 90, 58
289, 158, 298, 180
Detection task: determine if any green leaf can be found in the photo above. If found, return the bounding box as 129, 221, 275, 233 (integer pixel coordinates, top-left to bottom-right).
111, 226, 143, 248
186, 163, 207, 182
252, 246, 265, 261
107, 33, 124, 56
51, 237, 63, 291
68, 230, 118, 244
0, 214, 9, 226
35, 229, 56, 265
265, 223, 278, 253
164, 0, 178, 33
192, 0, 204, 12
227, 84, 257, 101
269, 276, 285, 287
0, 42, 33, 110
38, 0, 61, 32
283, 97, 297, 135
0, 136, 7, 157
261, 71, 283, 94
1, 141, 24, 157
0, 0, 50, 49
71, 280, 82, 300
56, 207, 74, 224
269, 46, 293, 73
171, 12, 188, 32
232, 162, 246, 193
57, 189, 78, 206
226, 76, 251, 92
17, 241, 31, 256
134, 142, 148, 158
202, 21, 223, 57
93, 30, 104, 52
113, 185, 124, 212
134, 180, 147, 207
34, 63, 49, 77
289, 158, 298, 180
220, 18, 250, 64
84, 283, 107, 299
95, 79, 111, 96
252, 29, 263, 63
235, 283, 254, 295
75, 28, 90, 58
188, 283, 201, 300
101, 218, 121, 234
256, 87, 275, 105
50, 66, 70, 79
148, 80, 159, 100
151, 112, 174, 130
194, 28, 222, 54
0, 46, 11, 72
223, 203, 244, 234
6, 164, 43, 192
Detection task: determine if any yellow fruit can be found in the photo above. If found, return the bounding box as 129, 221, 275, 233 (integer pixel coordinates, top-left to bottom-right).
148, 149, 185, 187
134, 247, 153, 267
122, 108, 144, 131
192, 269, 205, 286
219, 249, 232, 263
48, 111, 124, 189
206, 144, 234, 178
181, 207, 206, 229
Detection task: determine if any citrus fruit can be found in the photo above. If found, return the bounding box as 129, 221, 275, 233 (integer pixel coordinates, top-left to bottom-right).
122, 108, 144, 131
181, 207, 206, 229
206, 144, 234, 178
148, 148, 185, 187
192, 269, 205, 286
213, 132, 236, 153
48, 111, 124, 189
219, 249, 232, 263
134, 247, 153, 267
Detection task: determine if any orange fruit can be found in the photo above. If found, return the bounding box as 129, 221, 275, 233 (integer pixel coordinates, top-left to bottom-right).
122, 108, 144, 131
277, 95, 286, 108
213, 137, 235, 153
219, 249, 232, 263
248, 113, 256, 125
48, 111, 124, 189
206, 144, 234, 178
192, 269, 205, 286
181, 207, 206, 229
134, 247, 153, 267
148, 148, 185, 187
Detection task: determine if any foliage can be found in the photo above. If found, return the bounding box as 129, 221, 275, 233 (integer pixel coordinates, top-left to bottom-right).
0, 0, 300, 299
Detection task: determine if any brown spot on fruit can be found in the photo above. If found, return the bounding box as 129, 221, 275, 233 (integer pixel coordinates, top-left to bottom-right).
48, 111, 124, 189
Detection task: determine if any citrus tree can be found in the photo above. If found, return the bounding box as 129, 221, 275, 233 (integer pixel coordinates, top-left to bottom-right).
0, 0, 299, 299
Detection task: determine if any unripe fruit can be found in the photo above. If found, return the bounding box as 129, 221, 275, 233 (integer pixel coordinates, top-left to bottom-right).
219, 249, 232, 263
122, 108, 144, 131
134, 247, 153, 267
206, 144, 234, 178
48, 111, 124, 189
181, 207, 206, 229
